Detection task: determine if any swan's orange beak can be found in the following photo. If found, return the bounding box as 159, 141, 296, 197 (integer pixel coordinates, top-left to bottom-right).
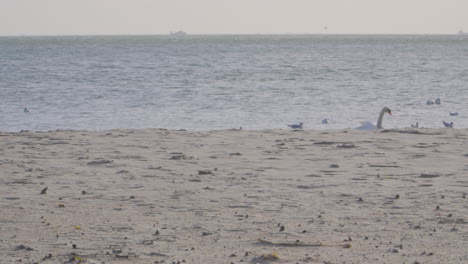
388, 111, 392, 116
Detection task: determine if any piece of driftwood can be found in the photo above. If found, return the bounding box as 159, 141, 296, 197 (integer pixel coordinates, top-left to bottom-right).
258, 238, 351, 248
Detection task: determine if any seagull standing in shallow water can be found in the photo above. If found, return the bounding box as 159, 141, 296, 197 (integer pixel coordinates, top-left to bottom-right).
442, 121, 453, 128
287, 122, 303, 129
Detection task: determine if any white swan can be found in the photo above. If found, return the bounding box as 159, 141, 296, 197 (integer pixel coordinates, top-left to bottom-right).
356, 107, 392, 130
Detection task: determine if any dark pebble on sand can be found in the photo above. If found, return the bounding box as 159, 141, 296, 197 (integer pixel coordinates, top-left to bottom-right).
86, 159, 113, 166
336, 144, 356, 148
15, 245, 33, 251
170, 154, 186, 160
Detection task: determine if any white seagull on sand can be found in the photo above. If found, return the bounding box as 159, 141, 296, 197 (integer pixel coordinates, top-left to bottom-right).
287, 122, 303, 129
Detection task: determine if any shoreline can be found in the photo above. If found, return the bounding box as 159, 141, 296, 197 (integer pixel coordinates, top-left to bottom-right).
1, 126, 465, 133
1, 128, 467, 263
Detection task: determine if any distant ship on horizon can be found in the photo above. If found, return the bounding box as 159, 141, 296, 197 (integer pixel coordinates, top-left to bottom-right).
170, 30, 187, 36
458, 30, 468, 35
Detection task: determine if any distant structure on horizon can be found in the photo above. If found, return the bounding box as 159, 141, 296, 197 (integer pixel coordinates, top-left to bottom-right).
458, 30, 468, 35
170, 30, 187, 36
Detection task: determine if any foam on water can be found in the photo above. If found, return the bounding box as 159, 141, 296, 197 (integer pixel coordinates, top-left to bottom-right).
1, 35, 467, 131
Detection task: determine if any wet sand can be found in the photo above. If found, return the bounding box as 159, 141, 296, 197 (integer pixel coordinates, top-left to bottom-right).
0, 128, 467, 263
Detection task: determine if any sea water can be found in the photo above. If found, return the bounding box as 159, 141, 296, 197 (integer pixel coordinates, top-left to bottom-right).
1, 34, 467, 132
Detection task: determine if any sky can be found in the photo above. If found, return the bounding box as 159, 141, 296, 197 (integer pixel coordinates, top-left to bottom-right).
1, 0, 468, 36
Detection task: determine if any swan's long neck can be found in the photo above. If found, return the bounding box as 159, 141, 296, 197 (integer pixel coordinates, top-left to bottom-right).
376, 108, 387, 129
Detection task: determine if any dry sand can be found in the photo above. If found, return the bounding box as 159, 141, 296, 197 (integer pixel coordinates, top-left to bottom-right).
0, 128, 467, 264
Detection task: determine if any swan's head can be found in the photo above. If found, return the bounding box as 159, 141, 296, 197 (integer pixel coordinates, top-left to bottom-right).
383, 107, 392, 116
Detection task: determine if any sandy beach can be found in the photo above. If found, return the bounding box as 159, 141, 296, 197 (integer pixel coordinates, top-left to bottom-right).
0, 128, 467, 264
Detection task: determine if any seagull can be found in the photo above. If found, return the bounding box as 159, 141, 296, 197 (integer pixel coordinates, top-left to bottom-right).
322, 119, 329, 124
287, 122, 303, 129
411, 122, 419, 128
24, 107, 30, 113
435, 98, 441, 105
450, 112, 458, 116
442, 121, 453, 128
